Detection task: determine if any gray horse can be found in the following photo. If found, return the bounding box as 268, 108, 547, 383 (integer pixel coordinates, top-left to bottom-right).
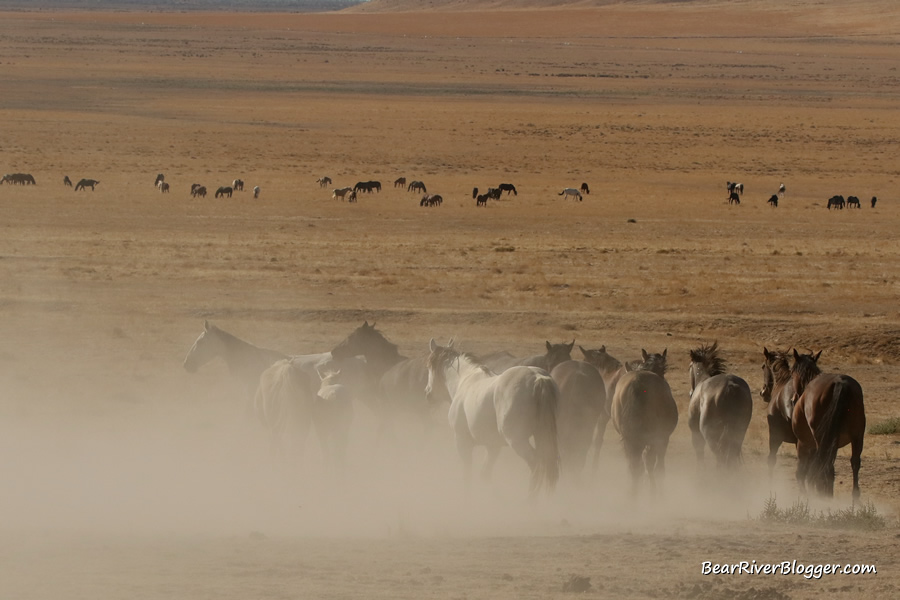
687, 342, 753, 469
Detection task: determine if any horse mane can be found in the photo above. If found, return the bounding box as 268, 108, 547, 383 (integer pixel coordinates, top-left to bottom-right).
689, 342, 727, 377
791, 351, 823, 389
428, 347, 493, 375
207, 322, 287, 358
767, 350, 793, 386
636, 352, 667, 377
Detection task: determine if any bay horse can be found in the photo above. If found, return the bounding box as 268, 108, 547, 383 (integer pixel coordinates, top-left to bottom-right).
871, 196, 877, 208
580, 182, 590, 195
192, 185, 207, 198
332, 186, 353, 201
498, 183, 517, 196
768, 194, 779, 208
74, 178, 99, 191
394, 177, 406, 188
215, 186, 233, 198
476, 194, 488, 207
610, 349, 678, 496
550, 358, 607, 482
790, 350, 865, 500
408, 180, 427, 194
63, 175, 72, 187
558, 188, 583, 201
687, 342, 753, 468
579, 345, 623, 470
155, 173, 164, 187
846, 195, 861, 208
425, 339, 560, 495
158, 181, 170, 193
232, 178, 244, 191
760, 348, 799, 481
728, 191, 741, 205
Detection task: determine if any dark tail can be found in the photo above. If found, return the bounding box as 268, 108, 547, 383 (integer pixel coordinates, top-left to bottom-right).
530, 375, 560, 495
810, 381, 849, 493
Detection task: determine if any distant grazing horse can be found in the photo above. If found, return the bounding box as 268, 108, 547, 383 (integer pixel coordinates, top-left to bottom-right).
317, 176, 332, 188
760, 348, 799, 481
192, 185, 207, 198
408, 180, 427, 194
74, 178, 99, 191
472, 187, 479, 199
728, 192, 741, 205
790, 350, 865, 500
2, 173, 35, 185
687, 342, 752, 469
63, 175, 73, 187
232, 179, 244, 192
580, 182, 590, 195
476, 193, 488, 207
155, 173, 164, 187
768, 194, 779, 208
426, 339, 560, 496
827, 195, 845, 210
215, 186, 233, 198
846, 195, 860, 208
551, 358, 608, 482
498, 183, 518, 196
354, 181, 381, 194
559, 188, 583, 201
486, 187, 502, 200
183, 320, 288, 401
394, 177, 406, 188
871, 196, 877, 208
727, 182, 743, 195
332, 186, 353, 201
347, 190, 357, 203
158, 181, 170, 193
253, 186, 260, 199
778, 183, 786, 198
611, 349, 678, 496
420, 194, 442, 207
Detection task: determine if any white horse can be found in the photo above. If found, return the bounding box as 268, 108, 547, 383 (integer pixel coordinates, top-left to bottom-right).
253, 185, 260, 199
425, 339, 560, 495
558, 188, 583, 201
332, 186, 353, 201
778, 183, 786, 198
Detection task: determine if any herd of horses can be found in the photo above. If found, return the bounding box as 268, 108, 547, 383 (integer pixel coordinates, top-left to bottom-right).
726, 181, 877, 210
184, 321, 865, 501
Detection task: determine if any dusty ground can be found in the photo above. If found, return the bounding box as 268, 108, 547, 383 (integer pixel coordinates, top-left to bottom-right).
0, 2, 899, 598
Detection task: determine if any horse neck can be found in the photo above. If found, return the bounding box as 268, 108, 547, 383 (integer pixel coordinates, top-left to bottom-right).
442, 354, 489, 397
218, 330, 286, 379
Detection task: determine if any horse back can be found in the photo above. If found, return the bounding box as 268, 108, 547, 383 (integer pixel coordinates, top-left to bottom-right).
794, 373, 865, 447
551, 360, 608, 418
491, 366, 558, 441
689, 373, 752, 431
612, 371, 677, 440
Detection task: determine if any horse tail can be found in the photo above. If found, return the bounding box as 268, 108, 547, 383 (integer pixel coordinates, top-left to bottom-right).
530, 375, 560, 495
558, 189, 565, 196
810, 379, 850, 492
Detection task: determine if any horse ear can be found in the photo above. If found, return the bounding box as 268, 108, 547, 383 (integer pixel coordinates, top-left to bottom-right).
204, 320, 210, 330
813, 350, 822, 362
546, 341, 552, 352
711, 341, 718, 351
641, 349, 649, 361
363, 320, 370, 328
568, 340, 575, 351
624, 362, 633, 373
793, 348, 801, 361
662, 348, 667, 358
600, 345, 605, 352
447, 338, 454, 348
763, 347, 771, 360
429, 338, 438, 352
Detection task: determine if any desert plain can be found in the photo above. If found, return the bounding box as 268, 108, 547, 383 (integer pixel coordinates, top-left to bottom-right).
0, 1, 899, 598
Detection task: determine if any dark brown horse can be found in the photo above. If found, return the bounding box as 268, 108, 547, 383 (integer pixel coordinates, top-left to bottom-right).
610, 348, 678, 496
760, 348, 799, 480
790, 350, 865, 500
578, 345, 623, 470
482, 340, 574, 374
550, 359, 607, 481
687, 342, 752, 468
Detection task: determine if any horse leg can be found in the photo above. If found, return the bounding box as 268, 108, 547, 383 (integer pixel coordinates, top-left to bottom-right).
795, 441, 813, 496
690, 427, 705, 466
590, 414, 610, 473
508, 437, 537, 473
766, 416, 784, 483
456, 435, 475, 491
623, 438, 645, 499
850, 435, 863, 503
480, 445, 502, 482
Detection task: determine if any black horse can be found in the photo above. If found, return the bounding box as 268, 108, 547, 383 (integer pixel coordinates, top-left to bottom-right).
476, 193, 488, 207
846, 196, 861, 208
63, 175, 73, 187
354, 180, 382, 194
767, 194, 778, 208
871, 196, 877, 208
580, 182, 590, 195
827, 195, 845, 210
215, 186, 233, 198
728, 191, 741, 205
498, 183, 517, 196
74, 178, 99, 191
